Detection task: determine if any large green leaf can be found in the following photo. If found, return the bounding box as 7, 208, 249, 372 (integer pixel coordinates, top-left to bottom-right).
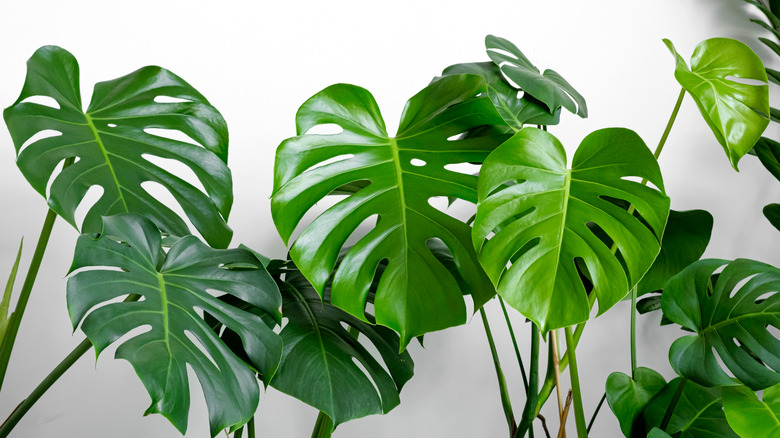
438, 62, 560, 129
473, 127, 669, 332
485, 35, 587, 118
664, 38, 769, 170
67, 214, 282, 436
271, 74, 510, 347
643, 378, 737, 437
268, 261, 414, 427
663, 258, 780, 390
723, 383, 780, 437
606, 367, 667, 437
3, 46, 233, 248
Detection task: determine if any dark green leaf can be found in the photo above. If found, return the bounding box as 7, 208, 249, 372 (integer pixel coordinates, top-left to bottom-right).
67, 214, 282, 436
765, 203, 780, 232
663, 258, 780, 390
606, 368, 667, 437
722, 384, 780, 437
271, 75, 509, 347
755, 137, 780, 182
767, 68, 780, 86
643, 378, 737, 437
637, 209, 713, 296
647, 428, 673, 438
637, 294, 661, 314
473, 127, 670, 332
664, 38, 769, 170
762, 37, 780, 58
3, 46, 233, 248
752, 19, 780, 41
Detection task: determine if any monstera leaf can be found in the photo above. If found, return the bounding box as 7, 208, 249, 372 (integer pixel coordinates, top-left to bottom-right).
272, 74, 510, 347
438, 62, 560, 129
3, 46, 233, 248
606, 368, 667, 437
664, 38, 769, 170
269, 262, 414, 427
67, 214, 282, 436
723, 383, 780, 437
473, 127, 670, 332
663, 258, 780, 390
643, 378, 737, 437
485, 35, 587, 118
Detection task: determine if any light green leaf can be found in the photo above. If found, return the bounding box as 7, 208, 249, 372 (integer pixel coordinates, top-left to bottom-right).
723, 384, 780, 437
664, 38, 769, 170
3, 46, 233, 248
67, 214, 282, 436
473, 127, 669, 332
606, 368, 667, 437
643, 378, 737, 437
271, 74, 509, 347
663, 258, 780, 390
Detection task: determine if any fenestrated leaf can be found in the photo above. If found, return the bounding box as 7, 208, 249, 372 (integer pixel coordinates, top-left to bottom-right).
754, 137, 780, 182
664, 38, 769, 170
723, 384, 780, 437
663, 258, 780, 390
485, 35, 587, 118
637, 209, 713, 296
271, 74, 510, 347
473, 127, 669, 332
269, 263, 414, 427
765, 203, 780, 232
67, 214, 282, 436
438, 61, 560, 129
643, 378, 737, 437
3, 46, 233, 248
606, 368, 667, 437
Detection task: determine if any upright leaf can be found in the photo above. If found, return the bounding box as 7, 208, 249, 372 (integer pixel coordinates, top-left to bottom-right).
473, 127, 669, 332
723, 384, 780, 437
272, 74, 510, 347
4, 46, 233, 248
67, 214, 282, 436
664, 38, 769, 170
663, 258, 780, 390
606, 368, 667, 437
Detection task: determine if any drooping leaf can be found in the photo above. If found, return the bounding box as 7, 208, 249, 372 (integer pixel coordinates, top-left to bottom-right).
271, 74, 510, 347
485, 35, 587, 117
473, 127, 669, 332
3, 46, 233, 248
723, 384, 780, 437
664, 38, 769, 170
438, 61, 560, 129
637, 209, 713, 296
606, 367, 667, 437
663, 258, 780, 390
643, 378, 738, 437
67, 214, 282, 436
765, 203, 780, 232
754, 137, 780, 182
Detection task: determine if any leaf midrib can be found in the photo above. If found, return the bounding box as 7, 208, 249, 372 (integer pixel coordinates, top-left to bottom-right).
84, 113, 128, 211
389, 137, 409, 327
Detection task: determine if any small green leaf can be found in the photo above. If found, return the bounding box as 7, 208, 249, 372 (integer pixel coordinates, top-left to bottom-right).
664, 38, 769, 170
765, 204, 780, 232
723, 384, 780, 437
606, 368, 667, 437
643, 378, 737, 437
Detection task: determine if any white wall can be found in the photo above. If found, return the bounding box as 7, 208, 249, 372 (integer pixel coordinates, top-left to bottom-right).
0, 0, 778, 436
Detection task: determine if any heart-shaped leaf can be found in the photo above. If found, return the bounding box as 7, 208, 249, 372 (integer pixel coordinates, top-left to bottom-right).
67, 214, 282, 436
485, 35, 587, 118
271, 74, 510, 347
3, 46, 233, 248
723, 384, 780, 437
473, 127, 670, 332
663, 258, 780, 390
643, 378, 737, 437
664, 38, 769, 170
606, 367, 668, 437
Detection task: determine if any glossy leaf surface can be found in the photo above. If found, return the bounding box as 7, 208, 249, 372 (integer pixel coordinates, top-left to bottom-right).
3, 46, 233, 248
606, 367, 667, 437
663, 258, 780, 390
486, 35, 587, 117
67, 214, 282, 436
664, 38, 769, 170
473, 127, 669, 332
272, 74, 509, 346
643, 378, 737, 437
723, 383, 780, 437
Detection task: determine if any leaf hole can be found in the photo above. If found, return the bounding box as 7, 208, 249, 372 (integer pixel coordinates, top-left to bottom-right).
410, 158, 426, 167
140, 180, 199, 239
304, 154, 354, 174
444, 162, 481, 175
74, 185, 105, 230
305, 123, 344, 135
345, 214, 379, 248
493, 207, 536, 238
102, 324, 152, 357
20, 95, 60, 110
107, 123, 117, 128
756, 291, 776, 305
351, 357, 382, 399
768, 324, 780, 341
487, 179, 522, 198
725, 75, 767, 86
184, 329, 222, 372
142, 154, 208, 196
153, 95, 193, 104
730, 274, 760, 299
509, 237, 541, 265
143, 128, 203, 148
574, 257, 594, 295
447, 132, 468, 141
20, 129, 62, 154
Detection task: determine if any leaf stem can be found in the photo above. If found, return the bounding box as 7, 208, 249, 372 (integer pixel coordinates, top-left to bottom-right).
535, 315, 587, 416
516, 323, 540, 437
499, 296, 529, 394
311, 412, 333, 438
660, 378, 687, 431
564, 326, 587, 438
247, 416, 255, 438
654, 88, 686, 160
586, 392, 606, 434
630, 286, 637, 377
480, 307, 517, 436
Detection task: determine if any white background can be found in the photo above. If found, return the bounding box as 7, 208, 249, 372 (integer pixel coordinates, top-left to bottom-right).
1, 0, 779, 436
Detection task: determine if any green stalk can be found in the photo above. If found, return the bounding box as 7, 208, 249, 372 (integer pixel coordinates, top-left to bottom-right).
311, 412, 334, 438
630, 286, 637, 377
516, 323, 540, 438
247, 416, 255, 438
653, 88, 686, 161
586, 392, 606, 433
480, 307, 516, 435
564, 327, 587, 438
234, 426, 244, 438
499, 296, 529, 393
660, 378, 687, 431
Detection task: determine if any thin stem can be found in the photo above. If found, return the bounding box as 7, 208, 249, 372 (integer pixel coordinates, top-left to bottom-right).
586, 392, 606, 434
536, 314, 587, 416
630, 286, 637, 378
654, 88, 686, 160
248, 416, 255, 438
311, 412, 333, 438
499, 296, 529, 394
537, 414, 551, 438
517, 324, 540, 438
564, 326, 587, 438
234, 426, 244, 438
480, 307, 516, 436
660, 378, 687, 431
